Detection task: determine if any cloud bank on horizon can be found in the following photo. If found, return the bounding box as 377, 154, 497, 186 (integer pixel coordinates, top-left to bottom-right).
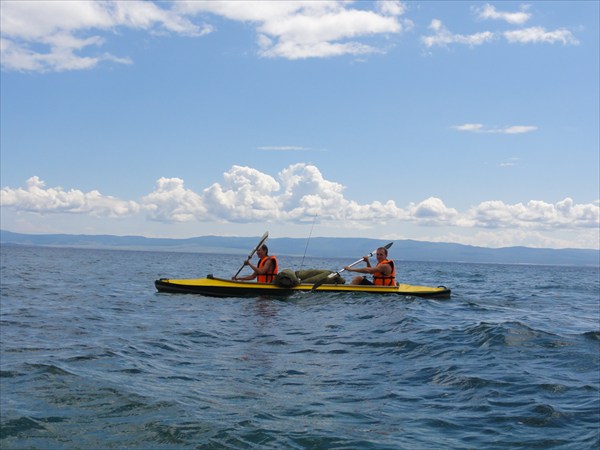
2, 164, 598, 249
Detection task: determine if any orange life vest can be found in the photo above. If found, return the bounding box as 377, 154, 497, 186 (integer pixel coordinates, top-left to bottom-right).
257, 255, 278, 283
373, 259, 396, 286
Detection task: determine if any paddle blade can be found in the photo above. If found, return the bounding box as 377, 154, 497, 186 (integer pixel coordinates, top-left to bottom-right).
311, 271, 336, 291
254, 231, 269, 255
311, 278, 326, 291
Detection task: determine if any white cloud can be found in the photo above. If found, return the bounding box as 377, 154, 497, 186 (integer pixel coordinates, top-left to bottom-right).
504, 27, 579, 45
424, 229, 597, 250
500, 157, 520, 168
1, 1, 581, 71
189, 0, 407, 60
452, 123, 538, 134
0, 176, 139, 217
463, 199, 599, 229
452, 123, 485, 132
202, 165, 281, 222
474, 4, 531, 25
376, 0, 407, 17
277, 163, 345, 217
503, 125, 538, 134
407, 197, 459, 224
423, 10, 579, 49
2, 168, 598, 244
1, 0, 408, 72
141, 177, 206, 223
422, 19, 495, 48
199, 163, 403, 223
0, 0, 206, 72
259, 39, 379, 60
257, 146, 311, 151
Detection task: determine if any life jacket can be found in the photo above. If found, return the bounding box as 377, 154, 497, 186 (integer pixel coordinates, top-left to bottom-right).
373, 259, 396, 286
257, 255, 278, 283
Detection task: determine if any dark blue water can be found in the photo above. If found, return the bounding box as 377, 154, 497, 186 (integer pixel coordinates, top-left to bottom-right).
1, 245, 599, 449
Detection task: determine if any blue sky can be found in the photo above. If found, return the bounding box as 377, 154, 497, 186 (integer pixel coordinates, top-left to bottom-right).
1, 1, 598, 249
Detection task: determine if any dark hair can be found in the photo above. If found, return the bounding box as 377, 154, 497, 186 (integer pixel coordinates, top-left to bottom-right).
377, 247, 388, 257
260, 244, 269, 255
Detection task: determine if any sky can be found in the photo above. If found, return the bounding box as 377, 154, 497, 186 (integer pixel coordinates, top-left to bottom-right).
1, 0, 599, 250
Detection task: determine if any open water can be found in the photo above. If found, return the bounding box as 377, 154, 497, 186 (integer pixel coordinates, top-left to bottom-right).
1, 245, 599, 449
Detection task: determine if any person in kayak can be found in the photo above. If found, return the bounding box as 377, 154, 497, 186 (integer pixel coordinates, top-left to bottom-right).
344, 247, 396, 286
232, 244, 279, 282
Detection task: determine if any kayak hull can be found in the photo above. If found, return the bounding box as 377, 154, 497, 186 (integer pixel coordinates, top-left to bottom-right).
154, 276, 451, 299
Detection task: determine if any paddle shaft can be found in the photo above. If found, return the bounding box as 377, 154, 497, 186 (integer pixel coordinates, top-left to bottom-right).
335, 255, 371, 275
233, 231, 269, 278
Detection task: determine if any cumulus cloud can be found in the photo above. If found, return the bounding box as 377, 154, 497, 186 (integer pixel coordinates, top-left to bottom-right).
463, 198, 599, 229
0, 1, 207, 72
406, 197, 459, 224
0, 176, 139, 217
423, 9, 578, 49
423, 19, 496, 48
474, 4, 531, 25
503, 27, 579, 45
141, 177, 206, 223
1, 0, 409, 71
180, 0, 409, 60
202, 165, 281, 222
502, 125, 538, 134
452, 123, 538, 134
422, 19, 495, 48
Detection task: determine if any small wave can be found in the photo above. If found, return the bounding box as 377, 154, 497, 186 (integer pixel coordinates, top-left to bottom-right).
464, 321, 563, 349
0, 370, 20, 378
290, 348, 319, 354
432, 370, 506, 390
146, 340, 179, 352
327, 349, 348, 354
143, 421, 212, 446
158, 374, 197, 381
64, 354, 101, 362
582, 331, 600, 341
538, 383, 568, 393
519, 403, 570, 427
340, 339, 422, 355
264, 339, 288, 346
117, 368, 145, 374
179, 330, 221, 340
0, 416, 47, 437
23, 363, 76, 377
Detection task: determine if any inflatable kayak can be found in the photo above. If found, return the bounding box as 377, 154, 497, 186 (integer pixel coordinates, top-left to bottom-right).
154, 275, 451, 299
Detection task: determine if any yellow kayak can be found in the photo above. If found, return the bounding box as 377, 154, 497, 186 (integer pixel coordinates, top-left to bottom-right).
155, 275, 451, 299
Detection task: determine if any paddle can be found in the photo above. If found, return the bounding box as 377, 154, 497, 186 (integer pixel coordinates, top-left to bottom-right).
232, 231, 269, 279
311, 242, 393, 291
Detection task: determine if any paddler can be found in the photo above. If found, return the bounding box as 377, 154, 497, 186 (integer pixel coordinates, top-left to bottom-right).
232, 244, 278, 283
344, 246, 396, 286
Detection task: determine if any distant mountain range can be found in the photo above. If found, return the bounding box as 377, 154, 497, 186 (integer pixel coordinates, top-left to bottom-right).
1, 230, 598, 266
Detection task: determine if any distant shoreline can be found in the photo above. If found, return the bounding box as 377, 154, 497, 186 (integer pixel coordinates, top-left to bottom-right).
2, 230, 598, 267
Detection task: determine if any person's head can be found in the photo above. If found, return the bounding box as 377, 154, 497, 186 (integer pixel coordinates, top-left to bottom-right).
257, 244, 269, 257
376, 247, 388, 261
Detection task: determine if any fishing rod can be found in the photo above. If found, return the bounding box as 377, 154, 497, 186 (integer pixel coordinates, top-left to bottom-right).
299, 213, 318, 270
